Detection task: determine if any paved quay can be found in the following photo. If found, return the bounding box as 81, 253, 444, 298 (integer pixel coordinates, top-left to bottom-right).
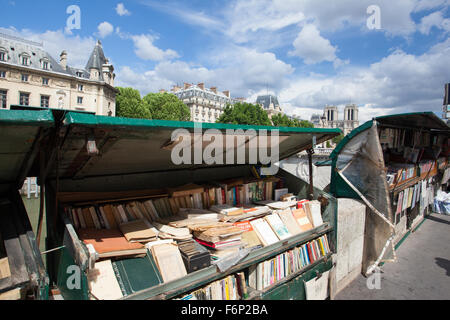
335, 213, 450, 300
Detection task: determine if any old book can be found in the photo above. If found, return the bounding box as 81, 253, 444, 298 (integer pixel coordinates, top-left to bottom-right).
78, 228, 146, 258
168, 198, 178, 215
194, 226, 243, 243
68, 207, 80, 230
125, 204, 139, 220
119, 219, 158, 243
112, 252, 163, 296
0, 288, 21, 300
76, 208, 87, 229
168, 184, 205, 198
210, 204, 244, 216
277, 209, 303, 235
116, 205, 130, 223
89, 207, 102, 229
88, 260, 123, 300
0, 257, 11, 279
250, 218, 279, 246
265, 214, 291, 240
102, 205, 119, 229
151, 243, 187, 283
136, 201, 152, 222
291, 208, 313, 232
152, 222, 191, 238
112, 205, 126, 224
304, 201, 323, 228
98, 206, 111, 229
274, 188, 289, 201
143, 200, 159, 221
82, 208, 95, 229
128, 202, 146, 220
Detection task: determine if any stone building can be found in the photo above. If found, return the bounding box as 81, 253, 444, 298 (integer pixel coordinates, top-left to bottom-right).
312, 104, 359, 136
171, 83, 239, 123
0, 33, 116, 116
256, 95, 282, 119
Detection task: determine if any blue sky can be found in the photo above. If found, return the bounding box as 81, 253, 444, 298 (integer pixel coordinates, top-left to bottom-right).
1, 0, 449, 121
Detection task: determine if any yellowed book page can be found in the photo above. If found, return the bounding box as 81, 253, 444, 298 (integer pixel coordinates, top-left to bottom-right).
87, 260, 123, 300
151, 244, 187, 283
0, 257, 11, 279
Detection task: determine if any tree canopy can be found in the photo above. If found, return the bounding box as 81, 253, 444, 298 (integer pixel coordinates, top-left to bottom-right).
115, 87, 190, 121
216, 102, 272, 126
143, 92, 191, 122
271, 113, 315, 128
115, 87, 151, 119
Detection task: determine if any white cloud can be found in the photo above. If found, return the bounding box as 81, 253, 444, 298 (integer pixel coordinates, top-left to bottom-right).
289, 24, 337, 64
419, 11, 450, 35
117, 46, 294, 97
0, 27, 95, 69
414, 0, 450, 12
131, 34, 179, 61
97, 22, 114, 38
279, 37, 450, 121
116, 3, 131, 16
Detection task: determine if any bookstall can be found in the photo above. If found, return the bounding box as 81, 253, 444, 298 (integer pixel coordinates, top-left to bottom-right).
329, 112, 450, 275
31, 111, 342, 300
0, 109, 50, 300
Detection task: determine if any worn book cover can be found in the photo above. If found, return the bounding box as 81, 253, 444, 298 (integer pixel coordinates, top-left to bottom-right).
277, 209, 302, 235
87, 259, 124, 300
151, 243, 187, 283
291, 208, 313, 232
264, 214, 292, 240
119, 219, 158, 243
79, 228, 146, 258
250, 218, 279, 246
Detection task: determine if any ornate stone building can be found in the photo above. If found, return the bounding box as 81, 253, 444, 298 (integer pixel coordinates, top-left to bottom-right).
0, 33, 116, 116
256, 95, 282, 119
171, 83, 239, 123
311, 104, 359, 136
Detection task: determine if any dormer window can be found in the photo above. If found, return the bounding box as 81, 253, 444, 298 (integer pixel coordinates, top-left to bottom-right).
22, 56, 29, 66
76, 71, 83, 77
0, 49, 6, 62
41, 60, 49, 70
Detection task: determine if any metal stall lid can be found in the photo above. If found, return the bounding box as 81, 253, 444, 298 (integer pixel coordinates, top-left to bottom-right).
0, 109, 53, 299
46, 112, 342, 192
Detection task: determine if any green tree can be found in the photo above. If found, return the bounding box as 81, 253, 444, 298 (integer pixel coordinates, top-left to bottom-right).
295, 119, 315, 128
217, 102, 272, 126
332, 134, 345, 145
143, 92, 191, 121
272, 114, 294, 127
115, 87, 151, 119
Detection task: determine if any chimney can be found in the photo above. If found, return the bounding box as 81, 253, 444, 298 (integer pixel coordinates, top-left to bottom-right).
210, 87, 217, 94
184, 83, 191, 90
60, 50, 68, 70
223, 91, 230, 98
198, 83, 205, 90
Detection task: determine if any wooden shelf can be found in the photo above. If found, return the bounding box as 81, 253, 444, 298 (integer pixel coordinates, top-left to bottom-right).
122, 224, 334, 300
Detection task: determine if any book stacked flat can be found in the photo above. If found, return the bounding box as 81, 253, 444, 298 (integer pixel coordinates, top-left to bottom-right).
193, 225, 244, 251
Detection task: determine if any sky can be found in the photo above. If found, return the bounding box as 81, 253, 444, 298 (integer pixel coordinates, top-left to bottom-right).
1, 0, 449, 122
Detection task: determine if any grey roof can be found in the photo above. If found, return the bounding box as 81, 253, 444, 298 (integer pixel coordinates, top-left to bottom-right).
256, 95, 280, 110
85, 40, 107, 80
0, 33, 103, 81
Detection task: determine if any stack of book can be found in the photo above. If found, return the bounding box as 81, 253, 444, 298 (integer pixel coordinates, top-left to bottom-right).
193, 224, 244, 250
178, 273, 247, 300
248, 235, 331, 291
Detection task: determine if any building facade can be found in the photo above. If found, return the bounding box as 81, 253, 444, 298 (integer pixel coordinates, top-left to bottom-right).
171, 83, 239, 123
311, 104, 360, 136
256, 95, 282, 119
0, 33, 116, 116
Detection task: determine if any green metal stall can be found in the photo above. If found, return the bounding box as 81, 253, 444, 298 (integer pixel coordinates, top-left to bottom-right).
0, 109, 50, 300
4, 110, 341, 300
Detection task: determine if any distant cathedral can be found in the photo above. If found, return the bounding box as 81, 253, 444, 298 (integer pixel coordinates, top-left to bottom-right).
311, 104, 359, 136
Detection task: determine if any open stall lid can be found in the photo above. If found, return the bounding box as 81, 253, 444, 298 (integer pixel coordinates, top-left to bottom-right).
0, 109, 55, 195
47, 112, 341, 184
330, 112, 449, 275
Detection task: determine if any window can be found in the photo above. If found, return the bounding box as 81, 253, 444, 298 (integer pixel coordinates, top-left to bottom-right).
42, 61, 49, 70
21, 56, 29, 66
40, 95, 50, 108
21, 74, 29, 82
20, 92, 30, 106
76, 72, 83, 77
42, 78, 49, 86
77, 96, 83, 105
0, 71, 5, 78
0, 52, 5, 61
0, 90, 6, 108
78, 84, 84, 91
